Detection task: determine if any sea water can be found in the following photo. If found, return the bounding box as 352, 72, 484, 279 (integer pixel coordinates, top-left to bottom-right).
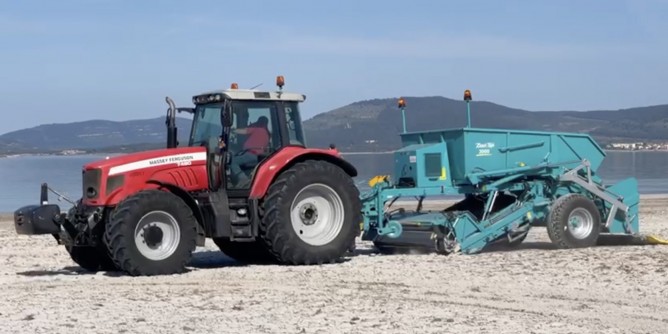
1, 151, 667, 212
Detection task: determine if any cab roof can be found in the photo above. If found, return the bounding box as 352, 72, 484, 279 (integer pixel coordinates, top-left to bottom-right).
192, 88, 305, 104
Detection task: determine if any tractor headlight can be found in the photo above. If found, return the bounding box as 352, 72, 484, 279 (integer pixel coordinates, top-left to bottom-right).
106, 175, 125, 195
82, 168, 101, 199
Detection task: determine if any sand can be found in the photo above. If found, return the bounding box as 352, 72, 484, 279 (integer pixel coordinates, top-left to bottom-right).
1, 196, 667, 334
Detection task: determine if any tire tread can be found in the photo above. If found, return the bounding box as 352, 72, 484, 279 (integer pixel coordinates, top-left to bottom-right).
546, 193, 601, 248
103, 190, 197, 276
258, 160, 361, 265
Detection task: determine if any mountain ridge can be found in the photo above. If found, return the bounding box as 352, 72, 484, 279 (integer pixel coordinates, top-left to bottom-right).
303, 96, 668, 152
2, 96, 667, 155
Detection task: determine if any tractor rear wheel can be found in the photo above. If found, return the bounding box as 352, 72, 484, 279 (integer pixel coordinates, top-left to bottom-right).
104, 190, 198, 276
546, 194, 601, 248
212, 238, 276, 264
259, 160, 361, 265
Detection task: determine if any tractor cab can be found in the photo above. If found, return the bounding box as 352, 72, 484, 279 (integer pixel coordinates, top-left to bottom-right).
184, 77, 307, 190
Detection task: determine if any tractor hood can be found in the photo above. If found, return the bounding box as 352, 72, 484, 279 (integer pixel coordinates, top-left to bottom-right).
84, 146, 208, 174
79, 146, 209, 207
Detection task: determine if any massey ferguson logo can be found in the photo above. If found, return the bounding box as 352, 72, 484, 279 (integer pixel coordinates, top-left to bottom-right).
108, 152, 207, 176
149, 155, 195, 165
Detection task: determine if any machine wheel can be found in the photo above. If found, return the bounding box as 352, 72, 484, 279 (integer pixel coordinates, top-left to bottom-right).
212, 238, 276, 264
104, 190, 198, 276
546, 194, 601, 248
259, 160, 361, 265
66, 244, 117, 272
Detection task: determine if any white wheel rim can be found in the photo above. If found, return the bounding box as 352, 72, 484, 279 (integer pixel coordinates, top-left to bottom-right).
290, 183, 345, 246
567, 207, 594, 239
134, 210, 181, 261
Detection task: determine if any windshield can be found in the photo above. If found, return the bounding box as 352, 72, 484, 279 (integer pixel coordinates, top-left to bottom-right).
283, 102, 305, 146
187, 100, 306, 148
188, 103, 223, 146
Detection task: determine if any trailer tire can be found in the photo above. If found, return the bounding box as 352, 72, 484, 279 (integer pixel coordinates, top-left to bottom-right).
259, 160, 361, 265
546, 194, 601, 248
104, 190, 198, 276
212, 238, 276, 264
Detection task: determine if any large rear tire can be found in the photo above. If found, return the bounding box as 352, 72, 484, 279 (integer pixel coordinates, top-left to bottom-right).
212, 238, 276, 264
546, 194, 601, 248
104, 190, 198, 276
259, 160, 361, 265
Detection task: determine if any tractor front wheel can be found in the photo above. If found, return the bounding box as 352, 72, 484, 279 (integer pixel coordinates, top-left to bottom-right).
259, 160, 361, 265
546, 194, 601, 248
104, 190, 198, 276
66, 244, 117, 272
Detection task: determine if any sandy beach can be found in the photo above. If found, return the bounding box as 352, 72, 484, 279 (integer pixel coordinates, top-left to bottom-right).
1, 196, 667, 334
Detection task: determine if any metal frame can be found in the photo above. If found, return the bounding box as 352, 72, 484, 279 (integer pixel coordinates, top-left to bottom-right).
362, 155, 640, 254
559, 159, 631, 231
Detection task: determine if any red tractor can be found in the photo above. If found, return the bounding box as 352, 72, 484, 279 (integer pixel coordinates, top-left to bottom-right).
13, 76, 362, 276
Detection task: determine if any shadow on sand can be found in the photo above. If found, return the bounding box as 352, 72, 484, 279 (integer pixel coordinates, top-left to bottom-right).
352, 234, 653, 257
478, 234, 653, 254
16, 235, 651, 277
16, 250, 248, 277
16, 249, 354, 277
17, 266, 97, 277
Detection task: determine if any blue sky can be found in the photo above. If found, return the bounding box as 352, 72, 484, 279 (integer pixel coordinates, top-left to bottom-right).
1, 0, 666, 134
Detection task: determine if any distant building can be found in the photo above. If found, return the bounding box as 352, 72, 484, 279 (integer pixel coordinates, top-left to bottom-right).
608, 142, 668, 151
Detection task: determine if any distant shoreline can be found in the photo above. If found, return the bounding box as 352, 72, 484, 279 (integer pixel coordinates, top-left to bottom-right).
0, 152, 121, 159
2, 148, 667, 159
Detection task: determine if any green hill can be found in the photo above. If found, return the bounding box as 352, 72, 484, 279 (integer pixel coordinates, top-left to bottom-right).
303, 97, 668, 151
0, 117, 192, 155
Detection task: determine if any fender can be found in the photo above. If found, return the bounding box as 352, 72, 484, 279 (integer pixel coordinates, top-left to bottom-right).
249, 146, 358, 199
100, 178, 206, 246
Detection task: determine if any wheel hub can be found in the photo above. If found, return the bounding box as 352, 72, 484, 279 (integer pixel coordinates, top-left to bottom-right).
143, 224, 163, 247
290, 183, 345, 246
133, 211, 181, 261
567, 208, 594, 239
299, 203, 318, 226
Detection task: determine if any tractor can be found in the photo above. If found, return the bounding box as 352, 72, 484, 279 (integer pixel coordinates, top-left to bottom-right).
13, 76, 362, 276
